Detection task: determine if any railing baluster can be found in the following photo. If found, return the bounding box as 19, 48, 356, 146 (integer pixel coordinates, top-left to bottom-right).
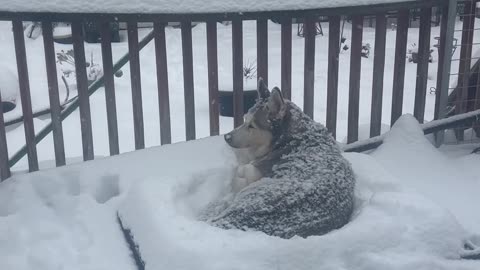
303, 16, 316, 118
0, 91, 10, 180
12, 19, 39, 170
100, 20, 120, 155
327, 16, 340, 139
347, 15, 363, 144
42, 21, 66, 165
71, 21, 94, 161
232, 18, 244, 127
476, 80, 480, 111
391, 9, 409, 126
181, 21, 196, 140
475, 85, 480, 136
435, 6, 448, 121
435, 0, 459, 146
256, 19, 268, 85
154, 21, 172, 144
207, 21, 219, 136
413, 7, 432, 123
455, 1, 475, 140
281, 18, 292, 100
370, 14, 387, 137
127, 21, 145, 149
456, 0, 475, 115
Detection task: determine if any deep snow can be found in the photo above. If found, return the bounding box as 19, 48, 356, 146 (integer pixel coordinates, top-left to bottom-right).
1, 115, 479, 270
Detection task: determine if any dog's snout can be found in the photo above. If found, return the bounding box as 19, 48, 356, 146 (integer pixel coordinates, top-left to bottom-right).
224, 133, 232, 143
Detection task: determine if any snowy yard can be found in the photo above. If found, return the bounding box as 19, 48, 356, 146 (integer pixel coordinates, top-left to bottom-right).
3, 18, 479, 171
1, 14, 480, 270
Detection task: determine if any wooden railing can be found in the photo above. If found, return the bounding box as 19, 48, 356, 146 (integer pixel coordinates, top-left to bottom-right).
0, 0, 462, 180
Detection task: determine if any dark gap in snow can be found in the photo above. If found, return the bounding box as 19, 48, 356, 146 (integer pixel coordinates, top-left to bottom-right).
116, 212, 145, 270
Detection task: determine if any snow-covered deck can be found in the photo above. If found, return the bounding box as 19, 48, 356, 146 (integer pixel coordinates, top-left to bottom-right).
1, 115, 479, 269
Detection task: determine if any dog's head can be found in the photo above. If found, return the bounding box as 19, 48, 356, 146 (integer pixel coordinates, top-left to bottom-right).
224, 78, 287, 159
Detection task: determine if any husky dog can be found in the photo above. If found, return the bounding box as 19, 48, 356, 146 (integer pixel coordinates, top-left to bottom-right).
202, 79, 355, 239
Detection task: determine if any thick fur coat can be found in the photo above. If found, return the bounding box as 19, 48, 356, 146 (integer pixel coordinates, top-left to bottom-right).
202, 83, 355, 239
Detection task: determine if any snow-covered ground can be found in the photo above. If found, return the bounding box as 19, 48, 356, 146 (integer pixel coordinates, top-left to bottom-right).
0, 115, 479, 270
2, 18, 479, 171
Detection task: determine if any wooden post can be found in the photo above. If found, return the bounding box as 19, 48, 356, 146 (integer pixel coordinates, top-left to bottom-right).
0, 91, 10, 180
455, 0, 475, 140
456, 0, 475, 115
256, 19, 268, 85
72, 20, 94, 161
154, 22, 172, 144
413, 7, 432, 123
100, 21, 120, 155
181, 21, 196, 140
127, 21, 145, 149
326, 16, 340, 138
232, 18, 244, 127
42, 21, 66, 165
347, 15, 363, 143
391, 10, 409, 126
303, 16, 316, 119
281, 18, 292, 100
207, 21, 220, 136
435, 0, 459, 146
370, 14, 387, 137
13, 19, 39, 171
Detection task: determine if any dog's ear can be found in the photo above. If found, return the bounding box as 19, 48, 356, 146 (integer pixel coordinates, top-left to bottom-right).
267, 87, 285, 118
257, 77, 270, 100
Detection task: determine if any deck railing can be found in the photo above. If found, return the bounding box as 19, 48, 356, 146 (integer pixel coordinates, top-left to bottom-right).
0, 0, 467, 180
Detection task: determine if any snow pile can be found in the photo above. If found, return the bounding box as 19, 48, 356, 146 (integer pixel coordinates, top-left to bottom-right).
0, 136, 236, 270
372, 114, 480, 233
0, 115, 479, 270
119, 162, 475, 270
2, 0, 424, 14
117, 115, 480, 270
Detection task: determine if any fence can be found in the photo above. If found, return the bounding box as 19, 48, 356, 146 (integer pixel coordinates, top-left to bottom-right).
445, 0, 480, 144
0, 0, 465, 180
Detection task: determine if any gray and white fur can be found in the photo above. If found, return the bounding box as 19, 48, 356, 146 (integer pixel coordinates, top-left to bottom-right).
201, 79, 355, 239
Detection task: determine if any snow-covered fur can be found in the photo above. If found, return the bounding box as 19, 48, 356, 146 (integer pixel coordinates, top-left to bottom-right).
202, 80, 355, 239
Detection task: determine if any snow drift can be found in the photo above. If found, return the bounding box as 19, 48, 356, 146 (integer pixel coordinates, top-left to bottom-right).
117, 115, 479, 270
0, 115, 479, 270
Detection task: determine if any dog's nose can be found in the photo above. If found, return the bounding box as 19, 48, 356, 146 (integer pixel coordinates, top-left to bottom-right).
224, 133, 232, 143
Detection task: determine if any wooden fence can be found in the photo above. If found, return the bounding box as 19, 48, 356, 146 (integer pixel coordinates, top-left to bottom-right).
0, 0, 463, 180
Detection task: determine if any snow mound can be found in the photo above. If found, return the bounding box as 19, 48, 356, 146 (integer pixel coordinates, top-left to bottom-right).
117, 154, 472, 270
372, 114, 480, 232
118, 120, 476, 269
0, 136, 236, 270
0, 122, 479, 269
